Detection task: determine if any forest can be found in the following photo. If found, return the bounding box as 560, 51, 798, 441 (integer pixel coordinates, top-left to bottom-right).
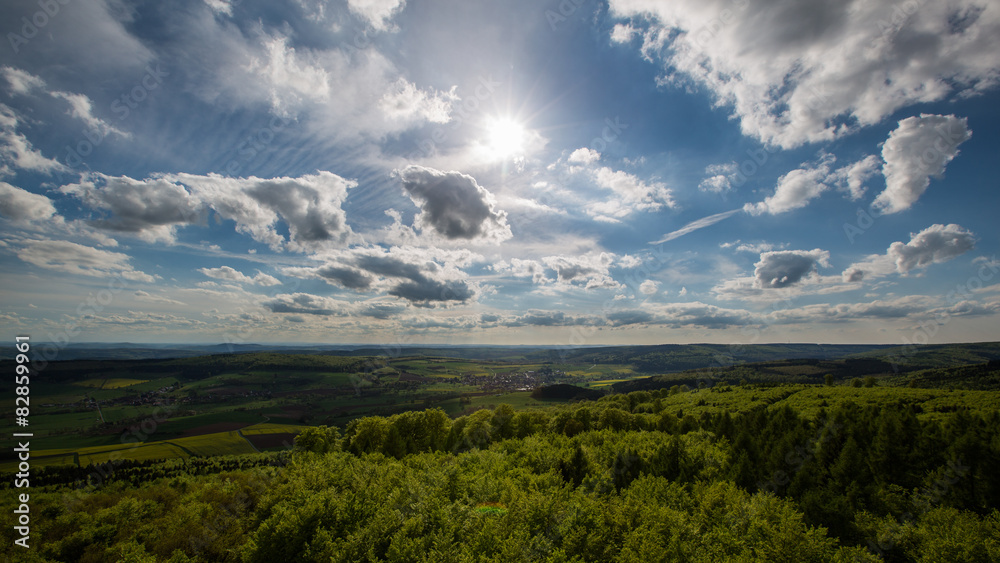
4, 378, 1000, 562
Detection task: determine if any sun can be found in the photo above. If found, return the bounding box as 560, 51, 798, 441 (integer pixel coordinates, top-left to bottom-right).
484, 117, 526, 159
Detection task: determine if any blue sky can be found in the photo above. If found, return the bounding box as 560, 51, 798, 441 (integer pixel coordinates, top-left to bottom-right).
1, 0, 999, 346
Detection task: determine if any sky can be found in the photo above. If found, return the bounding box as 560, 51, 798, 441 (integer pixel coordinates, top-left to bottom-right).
0, 0, 999, 348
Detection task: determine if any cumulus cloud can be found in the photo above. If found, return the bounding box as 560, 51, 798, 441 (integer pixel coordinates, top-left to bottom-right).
609, 0, 1000, 148
842, 224, 976, 281
61, 175, 202, 243
284, 246, 476, 306
347, 0, 406, 31
754, 249, 830, 289
889, 223, 976, 273
395, 165, 511, 243
16, 239, 154, 282
0, 182, 57, 222
1, 66, 45, 95
832, 155, 881, 201
639, 280, 660, 295
198, 266, 281, 286
744, 155, 834, 215
492, 258, 550, 284
62, 171, 355, 250
873, 114, 972, 213
379, 78, 457, 124
0, 104, 66, 177
568, 147, 601, 165
698, 162, 739, 193
542, 252, 620, 290
586, 167, 674, 221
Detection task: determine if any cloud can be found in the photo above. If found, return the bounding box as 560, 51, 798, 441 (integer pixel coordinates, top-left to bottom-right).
651, 209, 739, 244
0, 104, 66, 177
542, 252, 620, 290
263, 293, 349, 316
61, 175, 202, 243
832, 155, 881, 201
347, 0, 407, 31
62, 171, 355, 250
313, 264, 376, 290
744, 155, 834, 215
611, 0, 1000, 148
568, 147, 601, 165
198, 266, 281, 286
379, 78, 456, 124
586, 167, 674, 221
2, 67, 128, 140
889, 223, 976, 273
639, 280, 660, 295
698, 162, 739, 193
873, 114, 972, 213
492, 258, 550, 284
720, 240, 777, 254
16, 239, 154, 282
395, 165, 511, 243
754, 249, 830, 289
284, 245, 477, 305
842, 223, 976, 281
134, 290, 186, 306
1, 66, 45, 95
0, 182, 57, 222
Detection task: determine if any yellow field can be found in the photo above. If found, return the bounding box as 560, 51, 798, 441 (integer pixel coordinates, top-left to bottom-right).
15, 427, 262, 469
241, 422, 309, 435
79, 442, 190, 466
169, 431, 257, 457
74, 378, 149, 389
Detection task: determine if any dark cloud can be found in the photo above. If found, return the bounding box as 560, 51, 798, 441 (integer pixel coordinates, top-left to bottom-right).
395, 165, 510, 242
316, 264, 375, 290
388, 279, 473, 306
754, 249, 830, 288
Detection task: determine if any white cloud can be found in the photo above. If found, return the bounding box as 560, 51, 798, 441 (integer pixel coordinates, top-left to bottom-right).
744, 155, 834, 215
832, 155, 881, 201
639, 280, 660, 295
379, 78, 456, 125
568, 147, 601, 165
395, 165, 511, 243
609, 0, 1000, 148
1, 66, 45, 95
610, 23, 638, 44
754, 249, 830, 289
0, 182, 57, 223
347, 0, 406, 31
586, 167, 674, 221
889, 223, 976, 273
0, 104, 66, 177
198, 266, 281, 286
542, 252, 620, 290
652, 209, 738, 244
873, 114, 972, 213
16, 239, 154, 282
843, 223, 976, 281
698, 162, 739, 193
